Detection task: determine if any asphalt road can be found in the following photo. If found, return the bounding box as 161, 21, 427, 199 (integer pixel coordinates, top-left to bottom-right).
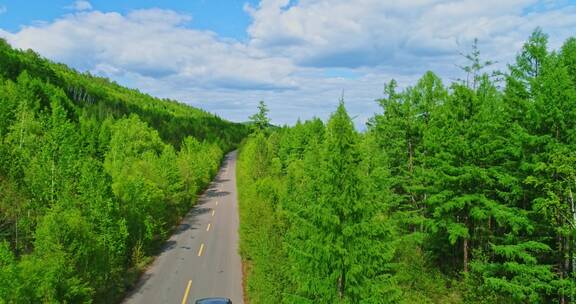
123, 151, 244, 304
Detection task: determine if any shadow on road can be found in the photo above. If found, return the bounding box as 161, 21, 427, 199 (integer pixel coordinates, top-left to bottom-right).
189, 207, 211, 216
174, 223, 191, 234
206, 190, 231, 198
174, 207, 211, 237
161, 240, 177, 253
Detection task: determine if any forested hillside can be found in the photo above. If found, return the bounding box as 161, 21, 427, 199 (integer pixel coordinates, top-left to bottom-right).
0, 39, 248, 303
238, 30, 576, 303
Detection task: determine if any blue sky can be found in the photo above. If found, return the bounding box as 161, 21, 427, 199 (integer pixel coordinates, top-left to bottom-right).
0, 0, 259, 38
1, 0, 576, 127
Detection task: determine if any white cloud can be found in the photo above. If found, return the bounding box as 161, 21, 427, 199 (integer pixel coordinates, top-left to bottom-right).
1, 9, 297, 91
246, 0, 576, 70
1, 1, 576, 127
67, 1, 93, 11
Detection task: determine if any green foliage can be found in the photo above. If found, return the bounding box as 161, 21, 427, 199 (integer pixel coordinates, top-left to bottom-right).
239, 31, 576, 303
0, 242, 18, 303
561, 37, 576, 85
239, 103, 400, 303
0, 40, 245, 303
238, 132, 289, 304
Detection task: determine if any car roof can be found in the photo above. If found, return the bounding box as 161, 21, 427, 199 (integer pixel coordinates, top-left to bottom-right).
195, 297, 232, 304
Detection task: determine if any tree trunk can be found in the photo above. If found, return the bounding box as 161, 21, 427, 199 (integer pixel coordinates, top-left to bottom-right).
338, 269, 345, 301
14, 212, 18, 256
19, 111, 25, 149
559, 234, 566, 304
570, 186, 576, 275
564, 236, 571, 304
463, 215, 469, 273
463, 238, 469, 273
51, 158, 56, 204
408, 139, 414, 174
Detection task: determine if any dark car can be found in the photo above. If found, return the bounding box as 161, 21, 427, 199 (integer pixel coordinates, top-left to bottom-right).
195, 298, 232, 304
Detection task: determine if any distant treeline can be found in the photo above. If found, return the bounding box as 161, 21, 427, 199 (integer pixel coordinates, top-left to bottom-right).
0, 39, 248, 303
238, 29, 576, 303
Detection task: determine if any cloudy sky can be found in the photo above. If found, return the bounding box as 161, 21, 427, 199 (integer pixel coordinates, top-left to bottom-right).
1, 0, 575, 127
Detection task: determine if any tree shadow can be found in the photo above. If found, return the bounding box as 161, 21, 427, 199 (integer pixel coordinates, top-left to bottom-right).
205, 189, 231, 198
189, 206, 211, 217
177, 207, 211, 235
161, 240, 177, 253
174, 223, 191, 235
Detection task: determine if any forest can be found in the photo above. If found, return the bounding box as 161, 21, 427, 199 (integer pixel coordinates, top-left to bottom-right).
238, 30, 576, 303
0, 39, 248, 303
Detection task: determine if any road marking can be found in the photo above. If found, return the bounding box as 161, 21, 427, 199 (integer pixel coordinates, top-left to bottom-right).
212, 210, 215, 217
215, 201, 219, 206
206, 223, 211, 231
181, 280, 192, 304
198, 243, 205, 257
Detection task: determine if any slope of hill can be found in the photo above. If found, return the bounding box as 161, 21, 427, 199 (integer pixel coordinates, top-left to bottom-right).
0, 39, 248, 303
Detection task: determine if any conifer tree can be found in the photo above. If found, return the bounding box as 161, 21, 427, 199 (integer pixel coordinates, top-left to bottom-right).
561, 38, 576, 86
370, 72, 446, 236
285, 102, 398, 303
249, 101, 271, 132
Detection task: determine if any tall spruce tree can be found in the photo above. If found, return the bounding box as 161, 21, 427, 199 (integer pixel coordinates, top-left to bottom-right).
249, 101, 271, 132
370, 72, 446, 236
284, 102, 398, 303
500, 29, 576, 302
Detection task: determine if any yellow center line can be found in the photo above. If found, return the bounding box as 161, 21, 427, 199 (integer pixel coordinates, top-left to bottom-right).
198, 243, 205, 257
206, 223, 211, 231
181, 280, 192, 304
211, 210, 215, 217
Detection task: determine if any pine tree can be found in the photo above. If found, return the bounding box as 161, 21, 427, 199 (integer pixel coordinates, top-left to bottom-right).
370, 72, 446, 237
285, 102, 398, 303
561, 38, 576, 86
249, 101, 271, 132
525, 50, 576, 304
